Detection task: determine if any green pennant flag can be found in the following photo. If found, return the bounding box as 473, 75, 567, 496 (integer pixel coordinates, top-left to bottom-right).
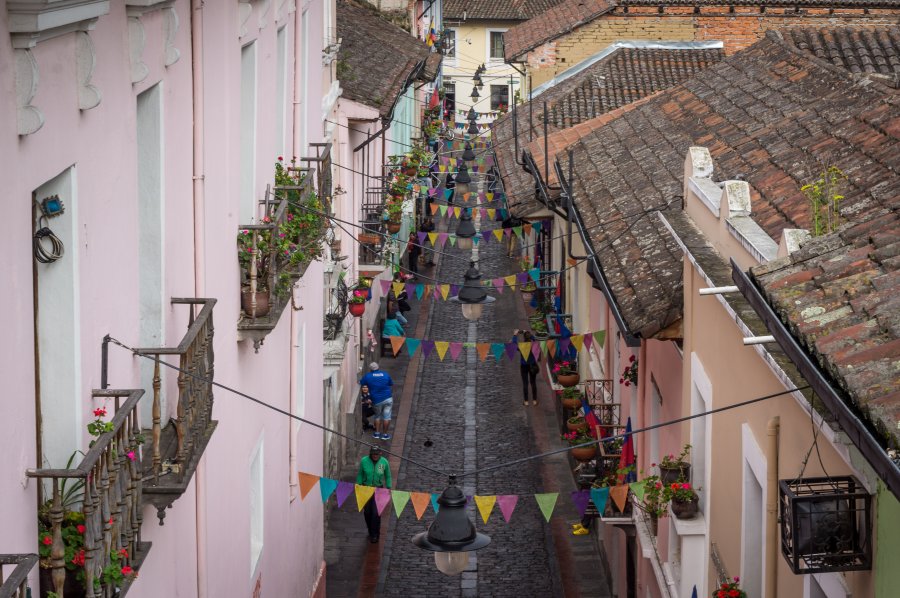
534, 493, 558, 522
629, 482, 645, 502
593, 330, 607, 349
440, 204, 448, 217
449, 235, 457, 247
529, 268, 540, 282
513, 226, 523, 239
392, 490, 411, 518
539, 340, 548, 356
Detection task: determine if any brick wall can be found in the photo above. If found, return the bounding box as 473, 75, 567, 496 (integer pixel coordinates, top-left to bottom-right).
524, 6, 900, 88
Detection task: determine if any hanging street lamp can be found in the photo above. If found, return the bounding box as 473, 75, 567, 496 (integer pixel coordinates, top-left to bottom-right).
449, 261, 496, 321
456, 163, 472, 185
412, 480, 491, 575
470, 86, 480, 102
455, 209, 476, 250
467, 121, 479, 135
461, 143, 476, 162
466, 107, 477, 122
472, 73, 483, 89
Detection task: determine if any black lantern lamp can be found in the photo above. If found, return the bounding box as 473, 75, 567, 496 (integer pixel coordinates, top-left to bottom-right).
449, 261, 496, 321
472, 73, 483, 89
470, 86, 480, 102
467, 121, 479, 135
466, 107, 477, 122
455, 209, 476, 250
779, 476, 872, 574
412, 480, 491, 575
456, 163, 472, 185
462, 143, 476, 162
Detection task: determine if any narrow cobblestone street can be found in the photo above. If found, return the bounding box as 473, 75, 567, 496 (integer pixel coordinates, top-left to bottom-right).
324, 147, 613, 597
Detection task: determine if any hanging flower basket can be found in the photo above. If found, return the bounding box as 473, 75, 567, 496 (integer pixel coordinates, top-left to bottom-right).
557, 373, 580, 388
387, 221, 401, 234
348, 302, 366, 317
571, 445, 597, 462
671, 486, 700, 520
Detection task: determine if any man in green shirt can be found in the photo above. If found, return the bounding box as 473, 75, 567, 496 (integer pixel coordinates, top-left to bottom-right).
357, 446, 392, 543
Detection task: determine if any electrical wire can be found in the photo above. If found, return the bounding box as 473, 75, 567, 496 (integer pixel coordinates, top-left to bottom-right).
33, 222, 65, 263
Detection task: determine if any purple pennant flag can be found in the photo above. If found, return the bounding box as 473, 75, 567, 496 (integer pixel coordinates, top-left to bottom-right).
417, 232, 427, 245
336, 481, 354, 508
497, 495, 519, 523
482, 230, 492, 243
449, 342, 464, 361
582, 333, 593, 351
421, 339, 436, 359
450, 284, 460, 297
428, 187, 438, 197
560, 338, 571, 355
504, 342, 519, 361
485, 156, 494, 168
438, 232, 449, 247
571, 490, 591, 516
380, 279, 391, 294
472, 164, 479, 173
492, 278, 505, 294
441, 156, 450, 166
405, 283, 415, 296
375, 488, 392, 515
517, 272, 529, 285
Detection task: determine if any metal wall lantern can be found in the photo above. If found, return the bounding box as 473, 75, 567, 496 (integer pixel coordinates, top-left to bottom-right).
455, 208, 476, 250
779, 476, 872, 574
456, 163, 471, 185
466, 107, 477, 122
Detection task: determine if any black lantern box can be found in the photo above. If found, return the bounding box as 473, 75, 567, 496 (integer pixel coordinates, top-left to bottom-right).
779, 476, 871, 574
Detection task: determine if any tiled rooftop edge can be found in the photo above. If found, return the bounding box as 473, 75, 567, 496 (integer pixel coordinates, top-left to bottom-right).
727, 217, 779, 264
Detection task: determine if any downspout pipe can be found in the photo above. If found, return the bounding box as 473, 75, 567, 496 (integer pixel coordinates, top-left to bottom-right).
554, 151, 588, 261
766, 417, 779, 598
189, 1, 208, 597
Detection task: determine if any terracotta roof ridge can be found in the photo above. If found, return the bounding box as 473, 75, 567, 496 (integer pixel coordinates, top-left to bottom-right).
504, 0, 616, 61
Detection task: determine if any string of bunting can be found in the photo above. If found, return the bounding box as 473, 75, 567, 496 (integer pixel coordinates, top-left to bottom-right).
426, 188, 505, 203
439, 156, 494, 168
297, 472, 642, 524
408, 221, 548, 248
379, 267, 546, 299
428, 203, 510, 221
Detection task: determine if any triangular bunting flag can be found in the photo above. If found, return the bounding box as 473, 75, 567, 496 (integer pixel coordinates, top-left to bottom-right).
629, 482, 645, 503
356, 485, 376, 511
497, 495, 518, 523
504, 342, 519, 361
439, 285, 451, 300
428, 232, 439, 246
539, 340, 548, 356
336, 481, 354, 508
421, 340, 435, 358
486, 192, 494, 201
492, 278, 505, 294
535, 493, 559, 522
492, 229, 504, 242
319, 477, 338, 503
375, 487, 392, 515
392, 282, 404, 297
443, 188, 452, 199
392, 490, 411, 518
449, 342, 464, 361
439, 205, 448, 217
476, 343, 491, 362
298, 472, 319, 500
513, 226, 523, 239
487, 208, 495, 219
410, 492, 431, 520
531, 341, 542, 361
590, 487, 610, 514
490, 343, 505, 361
529, 268, 541, 282
431, 493, 441, 513
438, 232, 449, 247
406, 338, 421, 357
380, 279, 391, 294
504, 275, 517, 290
610, 485, 629, 512
474, 495, 497, 524
518, 341, 532, 361
434, 341, 450, 361
582, 333, 593, 352
389, 336, 405, 356
547, 339, 557, 358
453, 207, 460, 219
415, 284, 425, 300
571, 334, 584, 352
571, 490, 591, 516
418, 231, 427, 245
593, 330, 607, 349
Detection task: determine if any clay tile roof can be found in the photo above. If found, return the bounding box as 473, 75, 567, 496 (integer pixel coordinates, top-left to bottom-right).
444, 0, 566, 21
558, 29, 900, 339
751, 211, 900, 451
494, 46, 723, 216
782, 26, 900, 87
620, 0, 900, 6
504, 0, 614, 61
337, 0, 435, 117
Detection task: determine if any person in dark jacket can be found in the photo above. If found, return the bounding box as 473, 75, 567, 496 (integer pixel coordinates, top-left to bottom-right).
513, 330, 540, 405
407, 232, 421, 278
445, 171, 456, 204
420, 217, 436, 266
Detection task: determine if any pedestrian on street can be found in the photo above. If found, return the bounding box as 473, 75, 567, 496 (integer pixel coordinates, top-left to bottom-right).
360, 385, 375, 432
386, 286, 409, 327
382, 313, 405, 339
513, 329, 540, 405
356, 446, 392, 543
445, 171, 456, 204
359, 362, 394, 440
420, 217, 436, 266
407, 232, 421, 278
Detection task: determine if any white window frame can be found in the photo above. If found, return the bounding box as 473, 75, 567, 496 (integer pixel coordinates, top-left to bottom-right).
444, 28, 458, 64
803, 572, 850, 598
690, 352, 712, 515
740, 424, 767, 598
486, 28, 507, 63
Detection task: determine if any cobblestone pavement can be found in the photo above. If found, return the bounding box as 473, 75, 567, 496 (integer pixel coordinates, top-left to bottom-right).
325, 148, 612, 597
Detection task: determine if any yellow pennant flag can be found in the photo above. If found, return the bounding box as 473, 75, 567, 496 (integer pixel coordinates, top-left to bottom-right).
390, 336, 405, 356
487, 209, 495, 219
355, 485, 376, 511
439, 164, 447, 173
486, 192, 494, 201
518, 342, 531, 360
298, 472, 319, 500
493, 229, 504, 242
571, 334, 584, 352
474, 495, 497, 524
449, 158, 457, 168
504, 275, 517, 290
428, 232, 439, 246
410, 492, 431, 519
439, 285, 451, 300
434, 341, 450, 361
453, 207, 460, 219
392, 282, 405, 297
476, 343, 491, 362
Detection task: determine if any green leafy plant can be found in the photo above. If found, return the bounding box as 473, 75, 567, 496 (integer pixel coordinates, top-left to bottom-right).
561, 430, 593, 446
667, 481, 697, 503
620, 355, 638, 387
553, 360, 577, 376
801, 166, 847, 236
659, 444, 691, 470
640, 473, 670, 518
560, 387, 582, 400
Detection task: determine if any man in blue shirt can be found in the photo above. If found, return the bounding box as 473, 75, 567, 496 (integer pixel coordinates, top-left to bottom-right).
359, 363, 394, 440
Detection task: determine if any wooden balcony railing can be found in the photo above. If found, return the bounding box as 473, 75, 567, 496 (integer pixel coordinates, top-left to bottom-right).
0, 554, 37, 598
28, 390, 150, 598
134, 298, 217, 524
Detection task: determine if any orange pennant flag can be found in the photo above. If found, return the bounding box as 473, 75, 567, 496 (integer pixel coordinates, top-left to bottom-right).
298, 472, 319, 500
547, 339, 557, 357
610, 485, 629, 513
463, 192, 471, 202
434, 341, 450, 361
430, 203, 438, 215
410, 492, 431, 520
390, 336, 405, 356
476, 343, 491, 362
566, 257, 579, 266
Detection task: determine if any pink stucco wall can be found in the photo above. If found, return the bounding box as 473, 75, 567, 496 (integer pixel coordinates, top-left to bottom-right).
1, 0, 332, 595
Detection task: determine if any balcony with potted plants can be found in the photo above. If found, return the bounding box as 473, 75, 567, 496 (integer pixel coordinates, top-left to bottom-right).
237, 158, 330, 351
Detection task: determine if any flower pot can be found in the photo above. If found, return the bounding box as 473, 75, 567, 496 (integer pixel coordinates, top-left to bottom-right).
358, 233, 381, 245
241, 290, 271, 317
557, 373, 580, 388
521, 291, 534, 303
560, 395, 582, 410
648, 513, 659, 536
567, 419, 587, 433
348, 302, 366, 317
387, 221, 402, 234
671, 495, 699, 520
660, 464, 691, 486
571, 445, 597, 462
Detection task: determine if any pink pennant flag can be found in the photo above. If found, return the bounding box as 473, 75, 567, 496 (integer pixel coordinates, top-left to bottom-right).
531, 342, 542, 361
428, 187, 438, 197
438, 232, 449, 247
449, 342, 464, 361
492, 278, 505, 294
480, 208, 488, 219
380, 279, 391, 294
497, 495, 519, 523
582, 333, 593, 352
375, 487, 392, 515
441, 156, 450, 165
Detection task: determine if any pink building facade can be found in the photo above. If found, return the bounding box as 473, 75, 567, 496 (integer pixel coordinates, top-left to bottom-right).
1, 0, 337, 595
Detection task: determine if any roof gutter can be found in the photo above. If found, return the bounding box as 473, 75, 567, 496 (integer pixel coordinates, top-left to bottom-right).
732, 259, 900, 502
383, 58, 427, 126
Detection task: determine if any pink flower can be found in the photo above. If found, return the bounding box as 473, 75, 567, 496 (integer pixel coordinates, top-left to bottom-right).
127, 451, 136, 461
277, 156, 284, 161
119, 548, 129, 558
77, 524, 86, 534
619, 378, 624, 384
682, 483, 691, 490
629, 355, 635, 362
121, 566, 134, 576
93, 408, 107, 417
42, 535, 53, 545
624, 381, 630, 387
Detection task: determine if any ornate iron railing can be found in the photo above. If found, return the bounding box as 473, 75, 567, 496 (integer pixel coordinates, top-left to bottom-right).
134, 298, 216, 524
584, 379, 619, 426
27, 390, 150, 598
0, 554, 37, 598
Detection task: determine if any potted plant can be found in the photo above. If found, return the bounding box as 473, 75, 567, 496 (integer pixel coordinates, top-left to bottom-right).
385, 201, 403, 234
639, 474, 670, 535
521, 280, 537, 302
658, 444, 692, 485
668, 482, 699, 520
713, 579, 747, 598
559, 387, 582, 410
237, 227, 272, 317
348, 289, 367, 317
620, 354, 638, 388
554, 359, 579, 387
596, 465, 635, 518
566, 415, 586, 433
562, 430, 596, 462
531, 319, 548, 340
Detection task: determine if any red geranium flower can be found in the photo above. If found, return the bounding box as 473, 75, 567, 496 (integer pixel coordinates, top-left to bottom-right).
93, 408, 107, 417
121, 566, 134, 576
77, 524, 86, 534
42, 535, 52, 546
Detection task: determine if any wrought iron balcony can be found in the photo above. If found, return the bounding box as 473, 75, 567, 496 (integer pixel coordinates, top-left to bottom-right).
28, 389, 151, 598
134, 298, 216, 525
0, 554, 37, 598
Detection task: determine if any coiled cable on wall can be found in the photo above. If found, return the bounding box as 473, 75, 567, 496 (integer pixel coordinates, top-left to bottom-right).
33, 219, 64, 263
